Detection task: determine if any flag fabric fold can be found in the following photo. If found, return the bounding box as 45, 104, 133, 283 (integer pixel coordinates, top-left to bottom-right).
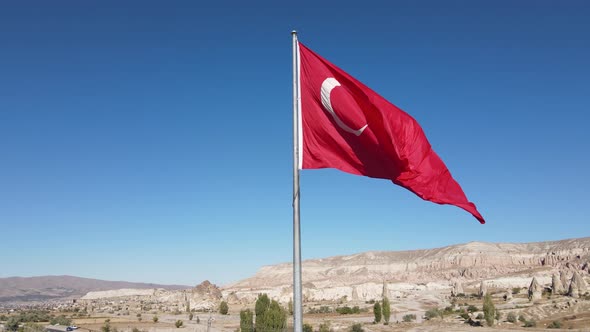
298, 42, 485, 224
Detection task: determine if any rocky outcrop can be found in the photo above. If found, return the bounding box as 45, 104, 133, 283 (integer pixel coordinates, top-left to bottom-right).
381, 281, 388, 299
451, 281, 464, 297
222, 237, 590, 304
572, 272, 588, 294
193, 280, 222, 299
561, 271, 569, 288
552, 273, 565, 295
479, 281, 488, 297
568, 279, 580, 298
528, 277, 542, 301
82, 288, 157, 300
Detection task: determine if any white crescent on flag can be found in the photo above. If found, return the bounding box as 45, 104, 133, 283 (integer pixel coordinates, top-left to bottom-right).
320, 77, 368, 136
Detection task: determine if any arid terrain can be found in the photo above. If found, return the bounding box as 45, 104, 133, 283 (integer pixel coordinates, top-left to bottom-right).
2, 237, 589, 331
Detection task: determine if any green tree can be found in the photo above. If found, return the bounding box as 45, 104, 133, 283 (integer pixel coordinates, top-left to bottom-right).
373, 302, 381, 323
253, 294, 286, 331
482, 294, 496, 327
382, 297, 391, 324
175, 320, 183, 328
255, 294, 270, 329
220, 301, 229, 315
255, 294, 270, 314
5, 317, 20, 331
264, 300, 287, 331
239, 309, 254, 332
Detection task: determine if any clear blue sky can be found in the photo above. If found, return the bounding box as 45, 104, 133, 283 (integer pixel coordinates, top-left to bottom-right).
1, 1, 589, 286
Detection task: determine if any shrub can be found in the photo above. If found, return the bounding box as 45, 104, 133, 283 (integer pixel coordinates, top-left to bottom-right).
402, 314, 416, 322
219, 301, 229, 315
523, 320, 536, 328
350, 323, 363, 332
5, 317, 20, 331
424, 308, 442, 320
101, 321, 111, 332
175, 320, 183, 328
507, 312, 517, 323
50, 316, 72, 326
519, 315, 527, 323
152, 316, 158, 323
318, 322, 331, 332
303, 323, 313, 332
460, 312, 470, 320
188, 313, 193, 321
547, 321, 562, 329
512, 288, 521, 295
467, 305, 478, 313
336, 306, 354, 315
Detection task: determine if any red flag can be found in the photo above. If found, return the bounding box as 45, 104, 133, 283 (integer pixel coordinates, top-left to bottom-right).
298, 42, 485, 224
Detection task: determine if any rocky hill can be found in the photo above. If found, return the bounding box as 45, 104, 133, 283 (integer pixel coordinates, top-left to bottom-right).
0, 275, 188, 303
222, 237, 590, 303
79, 280, 222, 312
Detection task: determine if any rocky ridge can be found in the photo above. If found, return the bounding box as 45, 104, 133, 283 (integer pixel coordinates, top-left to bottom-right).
222, 237, 590, 303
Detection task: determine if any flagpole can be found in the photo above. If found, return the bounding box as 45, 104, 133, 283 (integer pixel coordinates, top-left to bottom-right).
291, 30, 303, 332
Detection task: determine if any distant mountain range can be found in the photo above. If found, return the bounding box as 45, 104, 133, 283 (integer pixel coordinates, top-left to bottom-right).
0, 275, 189, 303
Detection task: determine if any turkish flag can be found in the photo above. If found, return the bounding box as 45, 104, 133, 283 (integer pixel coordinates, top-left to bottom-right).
298, 42, 485, 224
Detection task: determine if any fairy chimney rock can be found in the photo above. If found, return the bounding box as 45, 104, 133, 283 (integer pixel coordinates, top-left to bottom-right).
479, 281, 487, 297
528, 277, 542, 301
451, 281, 464, 297
573, 272, 588, 294
560, 271, 569, 289
568, 278, 580, 298
552, 273, 565, 295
